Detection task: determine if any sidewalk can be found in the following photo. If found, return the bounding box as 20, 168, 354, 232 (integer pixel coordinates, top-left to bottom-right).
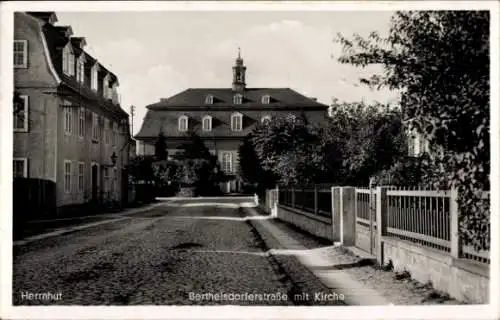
244, 206, 391, 306
244, 206, 460, 306
14, 202, 165, 246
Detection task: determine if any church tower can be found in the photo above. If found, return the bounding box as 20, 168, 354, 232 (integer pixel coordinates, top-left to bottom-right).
232, 48, 246, 92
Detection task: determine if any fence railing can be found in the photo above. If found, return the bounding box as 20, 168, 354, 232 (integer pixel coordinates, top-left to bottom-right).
355, 188, 372, 225
278, 187, 332, 218
382, 188, 490, 264
274, 185, 490, 265
386, 189, 451, 252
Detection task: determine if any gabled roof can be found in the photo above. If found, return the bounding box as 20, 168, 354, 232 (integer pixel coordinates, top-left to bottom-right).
147, 88, 329, 109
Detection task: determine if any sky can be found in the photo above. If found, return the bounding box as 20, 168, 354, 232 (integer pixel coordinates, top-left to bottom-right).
56, 11, 400, 135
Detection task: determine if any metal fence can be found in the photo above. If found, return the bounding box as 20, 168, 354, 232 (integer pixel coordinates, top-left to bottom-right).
384, 188, 490, 264
278, 187, 332, 218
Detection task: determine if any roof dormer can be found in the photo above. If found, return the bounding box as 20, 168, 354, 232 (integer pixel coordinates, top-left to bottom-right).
70, 37, 87, 49
55, 26, 74, 38
205, 95, 214, 104
62, 42, 75, 76
261, 94, 271, 104
233, 93, 243, 105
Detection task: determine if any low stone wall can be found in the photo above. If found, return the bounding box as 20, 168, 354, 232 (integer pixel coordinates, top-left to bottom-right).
277, 204, 333, 241
383, 237, 489, 304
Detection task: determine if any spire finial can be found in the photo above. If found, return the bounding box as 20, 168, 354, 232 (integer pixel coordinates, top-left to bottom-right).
238, 47, 241, 59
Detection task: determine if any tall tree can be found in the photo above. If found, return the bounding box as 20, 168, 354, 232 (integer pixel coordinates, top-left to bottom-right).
238, 134, 261, 185
238, 134, 278, 192
179, 132, 211, 160
251, 115, 321, 186
154, 131, 168, 161
336, 11, 490, 250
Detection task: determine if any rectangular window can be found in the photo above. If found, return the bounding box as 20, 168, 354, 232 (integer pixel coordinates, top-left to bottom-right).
78, 162, 84, 192
92, 113, 99, 140
233, 94, 243, 104
76, 59, 85, 83
222, 152, 232, 173
91, 65, 98, 90
103, 77, 109, 99
78, 107, 85, 138
205, 95, 214, 104
14, 95, 28, 132
179, 117, 188, 131
104, 120, 110, 144
231, 115, 242, 131
69, 53, 75, 76
14, 40, 28, 68
64, 107, 72, 135
62, 50, 68, 74
64, 160, 72, 193
13, 158, 27, 178
202, 117, 212, 131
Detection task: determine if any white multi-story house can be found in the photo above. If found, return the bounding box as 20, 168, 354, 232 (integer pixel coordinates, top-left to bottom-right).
13, 12, 133, 214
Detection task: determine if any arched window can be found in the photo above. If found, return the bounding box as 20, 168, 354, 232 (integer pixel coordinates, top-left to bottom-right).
202, 115, 212, 131
231, 112, 243, 131
261, 95, 271, 104
233, 94, 243, 105
178, 115, 188, 132
205, 95, 214, 104
261, 115, 272, 124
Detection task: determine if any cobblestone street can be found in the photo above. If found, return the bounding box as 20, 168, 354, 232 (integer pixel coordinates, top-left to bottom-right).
13, 198, 296, 305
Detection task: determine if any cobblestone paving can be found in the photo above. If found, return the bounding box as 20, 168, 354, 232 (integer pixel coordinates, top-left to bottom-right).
13, 200, 292, 305
272, 219, 463, 305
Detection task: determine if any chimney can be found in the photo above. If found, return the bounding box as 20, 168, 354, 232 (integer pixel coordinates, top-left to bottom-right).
160, 98, 168, 103
310, 97, 318, 102
27, 12, 58, 25
71, 37, 87, 49
54, 26, 74, 38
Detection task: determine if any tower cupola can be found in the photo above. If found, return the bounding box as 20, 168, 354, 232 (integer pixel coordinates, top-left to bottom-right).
232, 47, 246, 92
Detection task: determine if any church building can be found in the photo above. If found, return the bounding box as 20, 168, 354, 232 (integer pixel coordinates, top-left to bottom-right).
134, 51, 329, 193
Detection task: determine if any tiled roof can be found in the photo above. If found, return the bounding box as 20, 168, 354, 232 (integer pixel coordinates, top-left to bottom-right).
135, 107, 328, 139
147, 88, 329, 109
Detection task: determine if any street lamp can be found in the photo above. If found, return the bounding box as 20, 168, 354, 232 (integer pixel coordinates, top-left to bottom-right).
111, 152, 118, 167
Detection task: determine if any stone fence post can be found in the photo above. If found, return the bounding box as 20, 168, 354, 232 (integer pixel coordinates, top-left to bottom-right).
450, 187, 461, 259
340, 187, 356, 246
331, 187, 341, 242
376, 186, 388, 265
271, 186, 279, 218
